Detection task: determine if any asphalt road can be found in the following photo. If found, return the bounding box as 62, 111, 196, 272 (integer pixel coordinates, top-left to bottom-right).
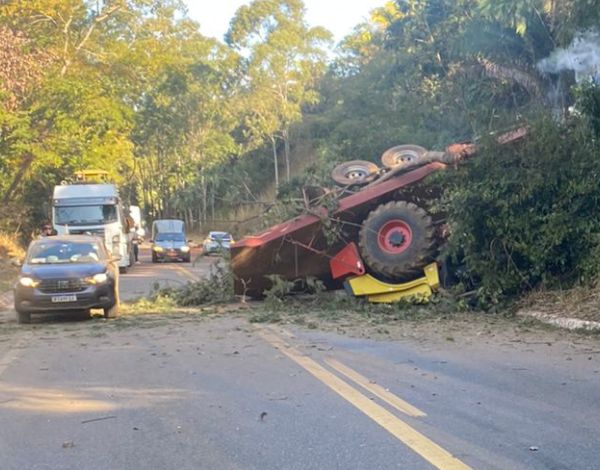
118, 246, 214, 301
0, 256, 599, 470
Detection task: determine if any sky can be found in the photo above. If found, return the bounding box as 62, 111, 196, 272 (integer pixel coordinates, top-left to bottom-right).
183, 0, 386, 44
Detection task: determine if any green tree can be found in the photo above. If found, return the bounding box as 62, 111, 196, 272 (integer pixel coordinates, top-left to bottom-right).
226, 0, 331, 191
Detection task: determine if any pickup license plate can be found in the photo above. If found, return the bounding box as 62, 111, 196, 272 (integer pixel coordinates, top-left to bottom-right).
51, 295, 77, 303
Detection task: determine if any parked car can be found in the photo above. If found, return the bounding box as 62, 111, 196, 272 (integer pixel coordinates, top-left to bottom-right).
202, 231, 234, 255
151, 232, 191, 263
13, 235, 120, 323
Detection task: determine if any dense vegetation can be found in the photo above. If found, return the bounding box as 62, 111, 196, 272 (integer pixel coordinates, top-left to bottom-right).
2, 0, 600, 302
0, 0, 331, 233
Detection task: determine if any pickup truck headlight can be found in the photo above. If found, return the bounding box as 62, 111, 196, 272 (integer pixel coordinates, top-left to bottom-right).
180, 246, 190, 252
153, 246, 164, 252
86, 273, 108, 285
18, 277, 39, 287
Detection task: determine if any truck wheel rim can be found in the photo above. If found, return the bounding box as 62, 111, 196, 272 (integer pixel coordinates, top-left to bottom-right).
345, 165, 369, 180
377, 220, 412, 254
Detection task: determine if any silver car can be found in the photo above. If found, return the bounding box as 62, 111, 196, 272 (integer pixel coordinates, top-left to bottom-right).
202, 231, 233, 255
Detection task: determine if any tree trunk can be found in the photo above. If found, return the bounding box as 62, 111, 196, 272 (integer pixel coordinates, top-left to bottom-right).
2, 153, 34, 204
283, 127, 291, 183
187, 208, 193, 232
271, 136, 279, 194
210, 178, 215, 222
201, 173, 207, 224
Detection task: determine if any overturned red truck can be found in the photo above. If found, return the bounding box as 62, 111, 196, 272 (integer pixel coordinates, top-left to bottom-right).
231, 129, 527, 298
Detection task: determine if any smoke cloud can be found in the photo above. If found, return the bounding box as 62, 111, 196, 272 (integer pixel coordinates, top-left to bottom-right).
537, 31, 600, 83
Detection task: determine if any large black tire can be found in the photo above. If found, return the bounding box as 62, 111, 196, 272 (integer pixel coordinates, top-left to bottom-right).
358, 201, 437, 280
331, 160, 379, 186
152, 252, 158, 263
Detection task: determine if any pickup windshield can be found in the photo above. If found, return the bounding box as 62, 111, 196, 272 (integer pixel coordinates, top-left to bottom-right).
28, 241, 105, 264
54, 205, 118, 225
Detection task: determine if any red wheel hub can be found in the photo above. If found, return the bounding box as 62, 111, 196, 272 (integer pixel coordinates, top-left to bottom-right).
377, 220, 412, 254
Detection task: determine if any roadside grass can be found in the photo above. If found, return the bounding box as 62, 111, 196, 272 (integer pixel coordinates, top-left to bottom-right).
240, 286, 599, 343
248, 285, 466, 324
519, 284, 600, 324
0, 265, 18, 293
0, 232, 25, 259
121, 295, 183, 315
116, 296, 217, 324
0, 232, 25, 292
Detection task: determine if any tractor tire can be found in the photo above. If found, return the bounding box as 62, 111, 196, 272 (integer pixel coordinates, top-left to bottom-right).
380, 145, 427, 170
331, 160, 380, 186
358, 201, 437, 280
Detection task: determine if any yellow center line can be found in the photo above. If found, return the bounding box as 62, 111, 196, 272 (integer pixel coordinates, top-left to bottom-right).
324, 357, 427, 418
258, 327, 472, 470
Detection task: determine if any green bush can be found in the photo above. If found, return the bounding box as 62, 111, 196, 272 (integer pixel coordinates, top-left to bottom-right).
440, 113, 600, 304
157, 260, 234, 306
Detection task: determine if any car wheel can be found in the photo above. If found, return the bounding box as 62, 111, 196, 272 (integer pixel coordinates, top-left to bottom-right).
17, 311, 31, 324
184, 254, 191, 263
152, 253, 157, 263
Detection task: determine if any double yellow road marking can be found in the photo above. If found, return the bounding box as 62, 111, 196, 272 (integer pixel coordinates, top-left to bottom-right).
325, 357, 426, 418
258, 327, 472, 470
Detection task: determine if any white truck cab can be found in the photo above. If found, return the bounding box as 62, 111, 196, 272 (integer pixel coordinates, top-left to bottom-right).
52, 183, 132, 271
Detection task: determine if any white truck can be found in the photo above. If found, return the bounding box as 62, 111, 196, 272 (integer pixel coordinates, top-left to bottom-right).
52, 183, 133, 272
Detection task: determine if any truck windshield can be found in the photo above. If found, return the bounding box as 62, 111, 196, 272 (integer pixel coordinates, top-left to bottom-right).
54, 205, 118, 225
